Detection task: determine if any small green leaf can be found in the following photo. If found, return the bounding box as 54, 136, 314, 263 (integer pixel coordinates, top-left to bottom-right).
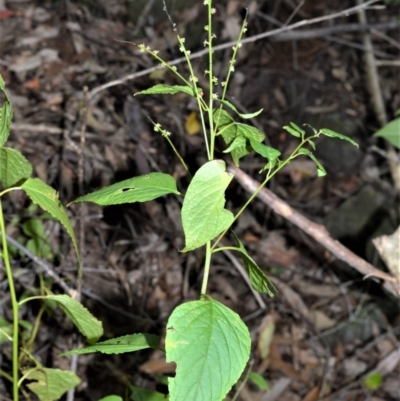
166, 298, 251, 401
70, 173, 180, 206
249, 372, 269, 391
320, 128, 359, 147
217, 100, 263, 119
0, 75, 13, 146
61, 333, 159, 356
0, 316, 12, 344
135, 84, 202, 98
0, 147, 32, 188
289, 122, 305, 135
23, 219, 53, 259
21, 178, 80, 263
223, 136, 246, 153
23, 368, 80, 401
181, 160, 234, 252
130, 386, 169, 401
283, 125, 301, 138
373, 118, 400, 149
298, 148, 327, 177
364, 371, 383, 390
99, 396, 123, 401
249, 139, 281, 161
45, 295, 103, 343
232, 233, 276, 296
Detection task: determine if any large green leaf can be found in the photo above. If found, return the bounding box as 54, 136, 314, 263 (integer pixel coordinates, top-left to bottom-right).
165, 298, 251, 401
236, 123, 265, 142
135, 84, 202, 98
181, 160, 234, 252
0, 75, 12, 146
232, 233, 276, 296
45, 295, 103, 343
61, 333, 159, 356
21, 178, 80, 263
373, 118, 400, 149
24, 368, 80, 401
0, 147, 32, 188
71, 173, 180, 206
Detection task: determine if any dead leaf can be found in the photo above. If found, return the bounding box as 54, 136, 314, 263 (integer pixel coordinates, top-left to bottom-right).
257, 314, 275, 359
185, 112, 201, 135
373, 226, 400, 280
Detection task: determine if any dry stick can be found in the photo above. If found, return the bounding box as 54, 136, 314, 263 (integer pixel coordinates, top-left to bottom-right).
3, 234, 75, 297
228, 165, 400, 298
357, 0, 400, 193
87, 0, 380, 102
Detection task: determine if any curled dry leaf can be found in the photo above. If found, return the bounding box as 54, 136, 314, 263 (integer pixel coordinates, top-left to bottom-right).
372, 226, 400, 280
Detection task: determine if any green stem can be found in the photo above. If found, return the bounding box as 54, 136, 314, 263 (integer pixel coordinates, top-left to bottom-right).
207, 2, 215, 159
212, 246, 239, 253
0, 199, 19, 401
201, 241, 212, 295
211, 138, 308, 251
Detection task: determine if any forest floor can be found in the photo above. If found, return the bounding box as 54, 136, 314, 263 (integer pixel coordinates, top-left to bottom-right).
1, 0, 400, 400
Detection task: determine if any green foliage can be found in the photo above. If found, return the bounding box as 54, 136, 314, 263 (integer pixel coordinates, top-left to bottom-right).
130, 386, 169, 401
21, 178, 80, 263
0, 147, 32, 188
135, 83, 202, 97
231, 233, 276, 296
99, 396, 124, 401
22, 219, 53, 259
70, 173, 180, 206
0, 75, 12, 145
248, 372, 269, 391
61, 333, 160, 356
23, 368, 81, 401
373, 118, 400, 149
44, 295, 103, 343
364, 371, 383, 390
181, 160, 234, 252
165, 298, 251, 401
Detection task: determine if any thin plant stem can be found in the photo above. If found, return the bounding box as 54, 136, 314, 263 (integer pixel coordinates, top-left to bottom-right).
211, 138, 310, 251
0, 199, 19, 401
231, 360, 254, 401
201, 241, 212, 295
207, 2, 215, 159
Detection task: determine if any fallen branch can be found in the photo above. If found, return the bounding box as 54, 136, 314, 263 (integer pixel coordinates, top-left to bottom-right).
228, 165, 400, 298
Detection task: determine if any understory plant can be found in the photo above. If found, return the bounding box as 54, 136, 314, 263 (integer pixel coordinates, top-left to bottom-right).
0, 2, 358, 401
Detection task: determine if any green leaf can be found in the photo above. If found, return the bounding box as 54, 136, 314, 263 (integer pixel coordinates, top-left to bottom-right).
0, 75, 13, 146
181, 160, 234, 252
130, 386, 169, 401
373, 118, 400, 149
61, 333, 159, 356
364, 371, 383, 390
297, 148, 327, 177
236, 123, 265, 142
249, 372, 269, 391
213, 109, 234, 127
320, 128, 359, 147
0, 147, 32, 188
249, 139, 281, 161
23, 368, 80, 401
45, 295, 103, 343
223, 136, 246, 153
232, 233, 276, 296
165, 298, 251, 401
99, 396, 123, 401
0, 316, 12, 344
70, 173, 180, 206
135, 84, 202, 98
23, 219, 53, 259
21, 178, 80, 263
217, 100, 263, 119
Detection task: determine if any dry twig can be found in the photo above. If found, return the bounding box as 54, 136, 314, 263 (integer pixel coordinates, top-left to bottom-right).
229, 165, 400, 298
